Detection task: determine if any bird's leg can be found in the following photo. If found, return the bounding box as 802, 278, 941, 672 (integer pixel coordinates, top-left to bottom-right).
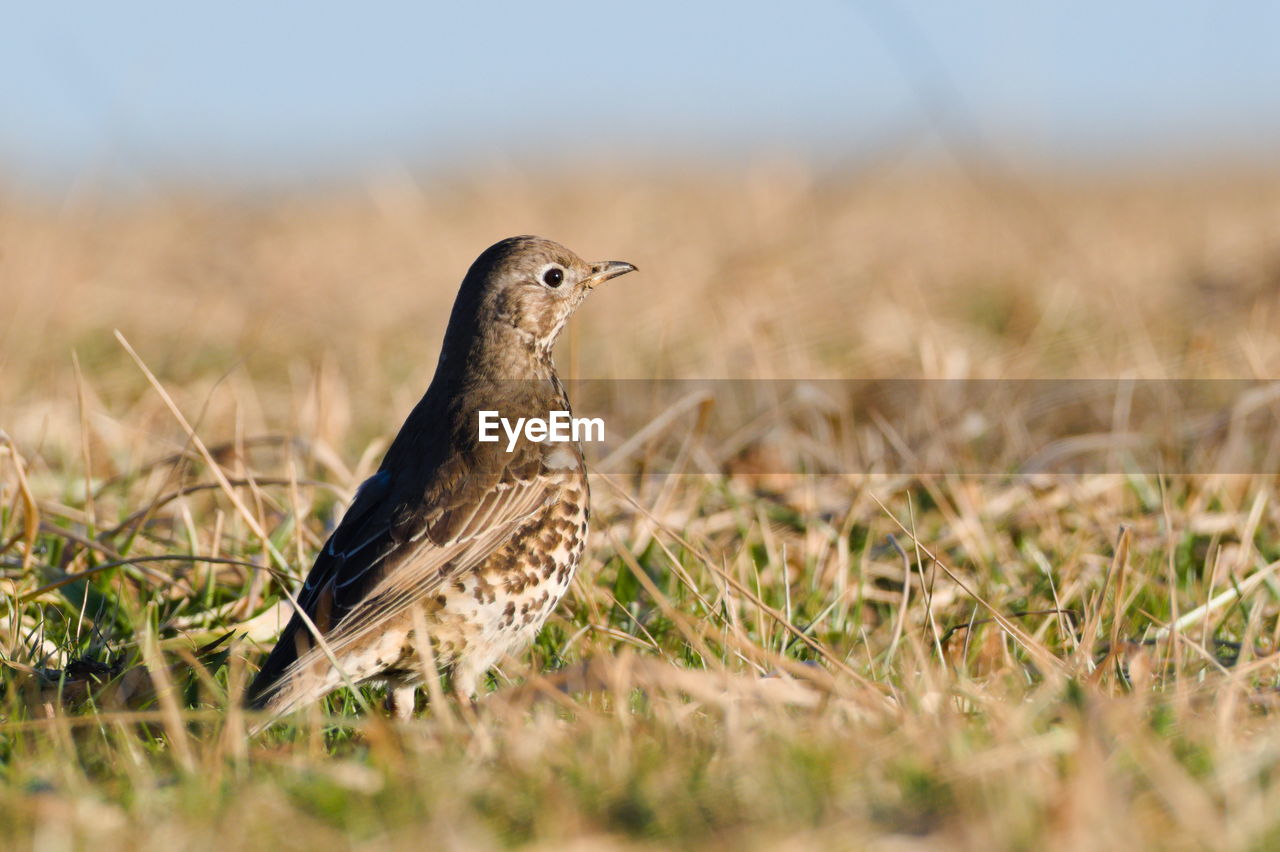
449, 668, 483, 724
385, 685, 418, 722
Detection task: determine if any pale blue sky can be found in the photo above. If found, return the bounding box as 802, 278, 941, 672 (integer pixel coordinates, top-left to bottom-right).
3, 2, 1278, 190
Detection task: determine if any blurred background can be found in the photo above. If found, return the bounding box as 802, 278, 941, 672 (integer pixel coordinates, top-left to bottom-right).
5, 2, 1280, 189
4, 1, 1280, 463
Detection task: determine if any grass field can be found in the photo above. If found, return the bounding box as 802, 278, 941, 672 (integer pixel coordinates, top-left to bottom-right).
3, 165, 1280, 849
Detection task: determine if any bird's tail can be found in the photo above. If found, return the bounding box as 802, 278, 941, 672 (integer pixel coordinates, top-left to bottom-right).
244, 616, 349, 729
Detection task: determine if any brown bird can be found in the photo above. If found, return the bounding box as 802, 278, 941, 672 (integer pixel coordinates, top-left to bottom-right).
245, 235, 635, 722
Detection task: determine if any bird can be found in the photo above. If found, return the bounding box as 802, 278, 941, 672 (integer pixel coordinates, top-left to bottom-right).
244, 235, 635, 723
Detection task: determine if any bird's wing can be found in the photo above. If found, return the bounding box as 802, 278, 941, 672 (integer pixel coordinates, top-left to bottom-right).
317, 458, 556, 650
246, 437, 560, 711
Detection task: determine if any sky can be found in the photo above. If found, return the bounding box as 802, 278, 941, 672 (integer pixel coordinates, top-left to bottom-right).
3, 2, 1279, 191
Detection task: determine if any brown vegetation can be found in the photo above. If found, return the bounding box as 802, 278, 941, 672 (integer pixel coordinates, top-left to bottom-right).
3, 165, 1280, 848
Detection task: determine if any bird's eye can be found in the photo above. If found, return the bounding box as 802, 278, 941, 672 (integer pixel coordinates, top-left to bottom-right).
542, 267, 564, 288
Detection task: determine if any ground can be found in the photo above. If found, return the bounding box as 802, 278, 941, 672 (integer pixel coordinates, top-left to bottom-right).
3, 166, 1280, 849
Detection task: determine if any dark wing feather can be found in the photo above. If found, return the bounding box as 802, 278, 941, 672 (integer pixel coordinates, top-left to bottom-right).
300, 470, 394, 604
245, 468, 397, 708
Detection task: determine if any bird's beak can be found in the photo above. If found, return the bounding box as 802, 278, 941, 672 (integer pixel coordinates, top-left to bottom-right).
585, 260, 637, 289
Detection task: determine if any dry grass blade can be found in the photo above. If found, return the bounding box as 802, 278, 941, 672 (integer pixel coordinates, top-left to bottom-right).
868, 490, 1066, 678
137, 623, 195, 772
113, 331, 290, 572
114, 330, 369, 716
597, 471, 881, 692
0, 433, 40, 575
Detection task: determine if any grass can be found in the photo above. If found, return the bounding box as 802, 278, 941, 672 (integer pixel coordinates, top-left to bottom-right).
3, 165, 1280, 849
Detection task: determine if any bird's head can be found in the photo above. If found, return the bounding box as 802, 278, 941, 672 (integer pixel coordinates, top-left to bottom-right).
443, 235, 636, 370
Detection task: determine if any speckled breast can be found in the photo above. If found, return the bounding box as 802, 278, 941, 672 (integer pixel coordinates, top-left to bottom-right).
389, 462, 589, 692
